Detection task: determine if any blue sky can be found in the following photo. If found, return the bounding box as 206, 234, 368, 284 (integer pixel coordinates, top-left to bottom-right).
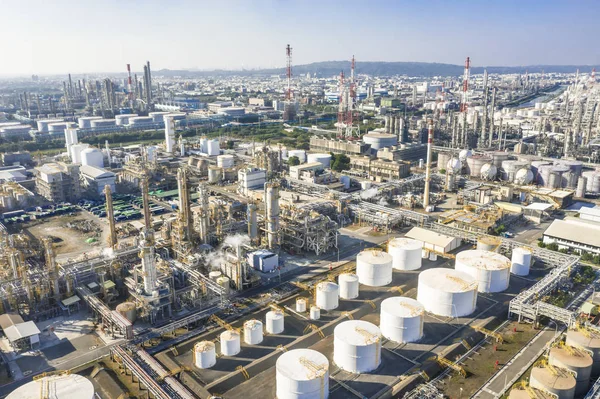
0, 0, 597, 75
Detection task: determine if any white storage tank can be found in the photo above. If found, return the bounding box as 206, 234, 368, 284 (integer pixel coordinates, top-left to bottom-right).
244, 319, 264, 345
194, 341, 217, 369
149, 111, 170, 122
566, 329, 600, 375
217, 154, 235, 168
78, 116, 102, 129
307, 153, 332, 168
216, 276, 230, 295
220, 330, 241, 356
209, 270, 222, 281
310, 306, 320, 320
459, 149, 472, 162
90, 119, 116, 128
530, 365, 576, 399
380, 297, 424, 343
315, 282, 339, 310
6, 374, 95, 399
334, 320, 381, 373
476, 236, 500, 252
514, 167, 534, 185
266, 310, 285, 334
583, 170, 600, 194
296, 298, 307, 313
417, 268, 478, 317
338, 273, 359, 299
288, 149, 306, 163
363, 132, 398, 150
454, 250, 511, 293
70, 143, 90, 164
549, 345, 593, 396
576, 176, 587, 198
81, 148, 104, 168
208, 166, 222, 183
276, 349, 329, 399
356, 250, 393, 287
207, 139, 220, 156
115, 114, 138, 126
446, 157, 462, 174
480, 163, 497, 180
387, 237, 422, 271
511, 247, 532, 276
116, 302, 137, 323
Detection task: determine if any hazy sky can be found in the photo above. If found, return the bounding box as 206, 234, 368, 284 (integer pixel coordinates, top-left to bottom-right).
0, 0, 598, 75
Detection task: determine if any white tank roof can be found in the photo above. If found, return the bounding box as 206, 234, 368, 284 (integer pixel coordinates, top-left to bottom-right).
7, 374, 95, 399
334, 320, 381, 346
381, 296, 424, 318
419, 268, 477, 292
357, 250, 393, 265
276, 348, 328, 381
455, 250, 511, 271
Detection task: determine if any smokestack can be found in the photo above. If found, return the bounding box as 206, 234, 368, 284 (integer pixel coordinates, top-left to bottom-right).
423, 119, 434, 210
488, 87, 496, 147
105, 185, 117, 250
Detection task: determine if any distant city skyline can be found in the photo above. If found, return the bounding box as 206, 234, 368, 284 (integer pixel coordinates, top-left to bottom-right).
0, 0, 598, 76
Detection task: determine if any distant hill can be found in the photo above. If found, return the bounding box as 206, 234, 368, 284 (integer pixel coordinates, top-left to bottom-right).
156, 61, 600, 78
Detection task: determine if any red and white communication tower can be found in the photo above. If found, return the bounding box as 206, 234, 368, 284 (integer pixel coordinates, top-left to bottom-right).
337, 71, 345, 136
127, 64, 134, 109
347, 55, 357, 126
591, 68, 596, 83
460, 57, 470, 113
285, 44, 293, 101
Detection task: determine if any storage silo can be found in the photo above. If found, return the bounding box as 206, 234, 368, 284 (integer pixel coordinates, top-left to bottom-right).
220, 330, 241, 356
530, 364, 576, 399
549, 345, 593, 396
436, 152, 452, 171
380, 297, 424, 343
307, 153, 332, 168
458, 149, 472, 162
417, 268, 477, 317
209, 270, 222, 281
244, 319, 264, 345
338, 273, 359, 299
70, 143, 90, 164
583, 170, 600, 194
116, 302, 136, 323
6, 374, 95, 399
576, 176, 587, 198
334, 320, 381, 373
208, 166, 222, 183
511, 247, 532, 276
387, 237, 422, 271
296, 298, 307, 313
356, 250, 393, 287
288, 149, 306, 163
315, 282, 339, 310
207, 139, 220, 156
217, 154, 235, 168
81, 148, 104, 168
194, 341, 217, 369
455, 250, 511, 293
276, 349, 329, 399
566, 328, 600, 375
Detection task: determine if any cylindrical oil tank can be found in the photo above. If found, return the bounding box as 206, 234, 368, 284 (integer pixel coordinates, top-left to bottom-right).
507, 387, 551, 399
576, 176, 587, 198
387, 237, 422, 271
548, 172, 560, 189
288, 149, 306, 163
307, 153, 332, 168
217, 154, 235, 168
216, 276, 230, 295
276, 349, 329, 399
266, 310, 285, 334
562, 171, 577, 189
557, 160, 584, 177
209, 270, 222, 281
244, 319, 264, 345
194, 341, 217, 369
81, 148, 104, 168
207, 139, 220, 156
315, 282, 339, 310
296, 298, 307, 313
480, 163, 497, 180
454, 250, 511, 293
487, 151, 510, 168
116, 302, 137, 323
446, 157, 462, 174
310, 306, 320, 320
6, 374, 95, 399
363, 132, 398, 150
549, 346, 593, 396
356, 250, 393, 287
437, 152, 452, 172
583, 171, 600, 194
417, 268, 478, 317
530, 365, 576, 399
429, 252, 437, 261
338, 273, 359, 299
208, 166, 222, 183
476, 236, 500, 252
380, 297, 424, 343
466, 156, 492, 178
514, 167, 534, 185
566, 329, 600, 375
511, 247, 532, 276
333, 320, 381, 373
531, 160, 550, 178
220, 330, 241, 356
501, 160, 517, 181
537, 164, 553, 186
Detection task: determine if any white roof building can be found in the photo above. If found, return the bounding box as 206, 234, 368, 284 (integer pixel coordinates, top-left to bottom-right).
405, 227, 461, 254
80, 165, 116, 195
543, 217, 600, 254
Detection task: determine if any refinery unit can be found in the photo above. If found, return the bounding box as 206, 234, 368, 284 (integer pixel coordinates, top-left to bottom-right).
1, 46, 600, 399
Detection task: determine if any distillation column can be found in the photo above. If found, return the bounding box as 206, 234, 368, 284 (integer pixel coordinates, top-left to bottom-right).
43, 237, 60, 300
247, 203, 258, 244
104, 185, 117, 250
423, 120, 433, 210
139, 177, 157, 295
177, 168, 192, 241
197, 184, 210, 244
265, 183, 280, 249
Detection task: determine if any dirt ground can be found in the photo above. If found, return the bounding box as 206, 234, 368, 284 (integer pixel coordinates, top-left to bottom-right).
26, 213, 110, 262
439, 321, 539, 398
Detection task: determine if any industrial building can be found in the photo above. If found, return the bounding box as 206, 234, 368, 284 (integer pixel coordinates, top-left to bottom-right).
309, 135, 371, 156
543, 217, 600, 254
34, 162, 81, 202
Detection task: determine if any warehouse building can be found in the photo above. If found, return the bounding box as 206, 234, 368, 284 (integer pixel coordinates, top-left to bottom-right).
543, 217, 600, 254
309, 136, 371, 156
405, 226, 461, 254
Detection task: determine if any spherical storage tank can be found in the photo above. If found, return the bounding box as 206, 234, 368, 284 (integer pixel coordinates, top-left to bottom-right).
480, 163, 497, 180
356, 250, 393, 287
417, 268, 478, 317
380, 297, 424, 343
288, 149, 306, 163
81, 148, 104, 168
266, 310, 285, 334
458, 149, 472, 162
363, 132, 397, 150
454, 250, 510, 293
244, 319, 264, 345
194, 341, 216, 369
511, 247, 532, 276
220, 330, 241, 356
334, 320, 381, 373
307, 153, 332, 168
316, 282, 339, 310
467, 156, 492, 178
566, 328, 600, 375
276, 349, 329, 399
217, 154, 234, 168
514, 167, 534, 185
530, 365, 576, 399
338, 273, 359, 299
387, 237, 422, 271
446, 157, 462, 174
7, 374, 95, 399
549, 345, 593, 396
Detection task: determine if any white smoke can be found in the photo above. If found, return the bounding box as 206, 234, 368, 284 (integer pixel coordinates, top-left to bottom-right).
205, 234, 251, 270
360, 187, 379, 200
223, 233, 250, 249
101, 248, 115, 259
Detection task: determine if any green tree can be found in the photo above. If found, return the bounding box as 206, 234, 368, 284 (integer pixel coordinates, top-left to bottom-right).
331, 154, 350, 172
288, 156, 300, 166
